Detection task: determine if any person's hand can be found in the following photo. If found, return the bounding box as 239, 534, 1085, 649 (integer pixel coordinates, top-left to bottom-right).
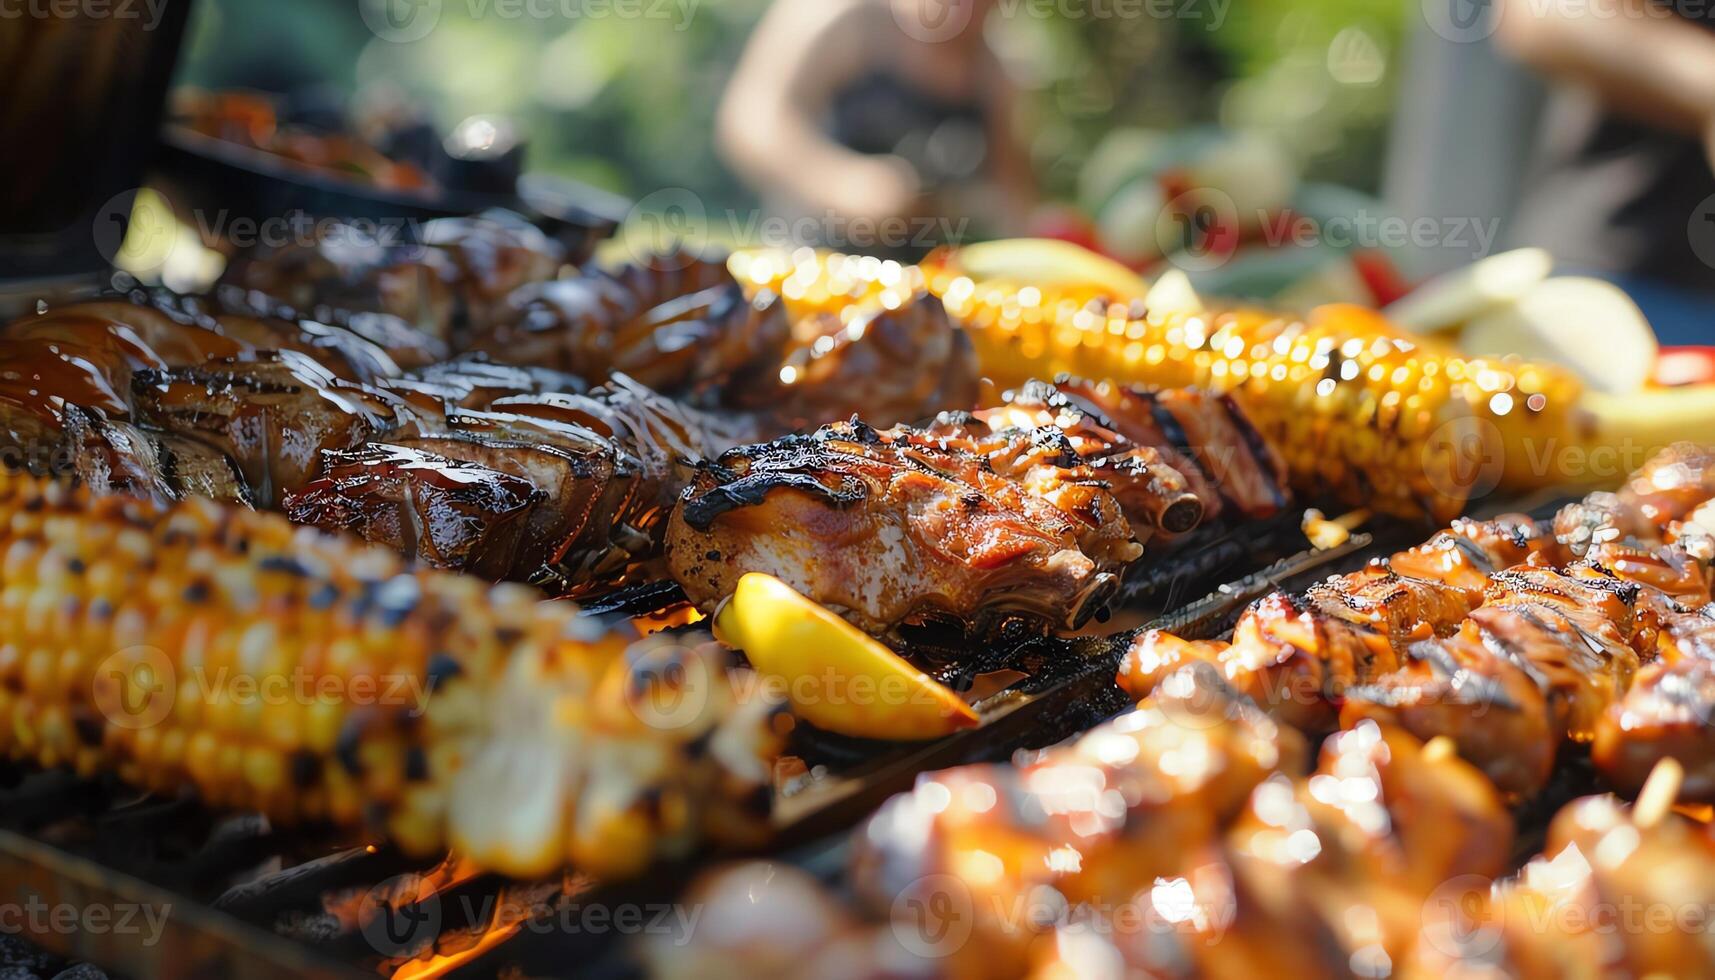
823, 154, 922, 225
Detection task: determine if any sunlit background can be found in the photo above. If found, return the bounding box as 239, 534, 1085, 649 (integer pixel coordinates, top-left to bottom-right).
174, 0, 1403, 219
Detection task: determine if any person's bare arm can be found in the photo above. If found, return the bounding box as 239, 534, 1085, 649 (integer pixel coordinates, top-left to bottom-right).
1495, 0, 1715, 137
979, 51, 1038, 236
716, 0, 920, 223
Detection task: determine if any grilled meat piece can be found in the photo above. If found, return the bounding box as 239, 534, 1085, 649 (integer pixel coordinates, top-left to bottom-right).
1387, 515, 1564, 595
912, 409, 1205, 534
757, 293, 980, 430
210, 282, 449, 371
1123, 444, 1715, 800
221, 209, 567, 345
1342, 632, 1556, 800
287, 374, 747, 589
281, 443, 543, 578
998, 377, 1291, 524
1594, 658, 1715, 800
382, 353, 588, 414
59, 404, 253, 507
1617, 440, 1715, 531
847, 664, 1307, 971
668, 419, 1147, 634
474, 252, 791, 396
130, 351, 401, 507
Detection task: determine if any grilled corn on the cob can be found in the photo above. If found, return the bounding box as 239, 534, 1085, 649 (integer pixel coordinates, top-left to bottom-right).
738, 248, 1589, 522
0, 471, 783, 879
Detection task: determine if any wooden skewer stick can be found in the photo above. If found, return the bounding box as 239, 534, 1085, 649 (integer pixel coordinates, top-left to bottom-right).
1633, 757, 1685, 830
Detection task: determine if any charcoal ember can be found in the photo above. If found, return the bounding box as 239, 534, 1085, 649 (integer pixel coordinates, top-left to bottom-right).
50, 967, 108, 980
0, 935, 61, 975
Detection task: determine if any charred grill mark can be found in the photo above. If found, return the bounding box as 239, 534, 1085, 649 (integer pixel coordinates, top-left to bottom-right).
1218, 391, 1289, 509
680, 465, 868, 531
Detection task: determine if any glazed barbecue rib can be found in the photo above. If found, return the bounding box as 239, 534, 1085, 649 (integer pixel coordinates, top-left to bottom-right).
0, 470, 783, 880
1, 249, 983, 595
667, 377, 1287, 634
1119, 443, 1715, 802
220, 208, 570, 347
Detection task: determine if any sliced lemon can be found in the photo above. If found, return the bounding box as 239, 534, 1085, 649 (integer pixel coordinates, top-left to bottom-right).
1461, 276, 1658, 396
1383, 247, 1553, 334
712, 573, 980, 741
937, 238, 1151, 302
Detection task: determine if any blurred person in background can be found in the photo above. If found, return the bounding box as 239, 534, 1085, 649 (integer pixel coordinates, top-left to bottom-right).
1496, 0, 1715, 340
717, 0, 1036, 256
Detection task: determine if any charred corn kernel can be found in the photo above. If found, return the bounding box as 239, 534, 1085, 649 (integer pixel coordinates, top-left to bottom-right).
915, 253, 1584, 521
0, 471, 786, 880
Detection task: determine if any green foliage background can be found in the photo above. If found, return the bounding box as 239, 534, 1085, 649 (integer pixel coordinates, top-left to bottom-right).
175, 0, 1408, 219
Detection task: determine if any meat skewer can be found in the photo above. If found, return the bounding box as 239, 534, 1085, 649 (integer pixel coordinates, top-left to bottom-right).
1119, 443, 1715, 802
648, 667, 1517, 979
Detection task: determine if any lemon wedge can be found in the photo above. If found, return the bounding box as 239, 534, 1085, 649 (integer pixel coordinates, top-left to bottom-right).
937, 238, 1151, 302
713, 573, 980, 740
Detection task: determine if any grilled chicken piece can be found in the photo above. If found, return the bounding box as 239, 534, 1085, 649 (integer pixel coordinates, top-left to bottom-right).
668, 419, 1147, 634
1405, 795, 1715, 979
912, 410, 1205, 534
59, 404, 254, 507
759, 293, 980, 430
848, 664, 1304, 972
383, 353, 589, 413
1049, 377, 1290, 523
1229, 723, 1513, 966
55, 290, 416, 385
281, 442, 543, 578
1304, 564, 1476, 647
130, 351, 401, 507
1594, 658, 1715, 800
1342, 632, 1556, 800
221, 209, 566, 345
1388, 515, 1563, 596
979, 377, 1290, 527
210, 282, 449, 371
1617, 441, 1715, 531
476, 253, 791, 396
